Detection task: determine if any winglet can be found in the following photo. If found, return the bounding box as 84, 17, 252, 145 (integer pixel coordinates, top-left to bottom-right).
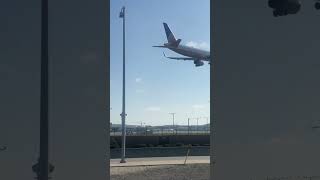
162, 52, 170, 60
175, 39, 181, 46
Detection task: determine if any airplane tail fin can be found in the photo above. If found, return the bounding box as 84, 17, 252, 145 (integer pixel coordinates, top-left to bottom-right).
163, 23, 181, 46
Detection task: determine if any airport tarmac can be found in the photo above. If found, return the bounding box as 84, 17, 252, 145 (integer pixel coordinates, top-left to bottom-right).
110, 156, 210, 167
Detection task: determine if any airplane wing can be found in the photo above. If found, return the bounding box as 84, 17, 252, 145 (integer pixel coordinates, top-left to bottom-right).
152, 45, 167, 48
163, 52, 194, 61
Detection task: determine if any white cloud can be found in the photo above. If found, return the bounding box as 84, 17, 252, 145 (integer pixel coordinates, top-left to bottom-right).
145, 106, 161, 111
135, 78, 142, 83
186, 41, 210, 50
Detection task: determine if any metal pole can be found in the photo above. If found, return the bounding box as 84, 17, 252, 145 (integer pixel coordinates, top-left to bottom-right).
196, 118, 199, 134
145, 125, 147, 136
169, 113, 175, 135
188, 118, 190, 135
206, 117, 209, 134
119, 6, 126, 163
39, 0, 49, 179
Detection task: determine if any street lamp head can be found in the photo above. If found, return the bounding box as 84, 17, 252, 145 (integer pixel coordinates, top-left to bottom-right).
119, 6, 125, 18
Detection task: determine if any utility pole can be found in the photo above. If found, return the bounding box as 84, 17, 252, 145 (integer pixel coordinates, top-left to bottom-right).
119, 6, 126, 164
169, 113, 176, 135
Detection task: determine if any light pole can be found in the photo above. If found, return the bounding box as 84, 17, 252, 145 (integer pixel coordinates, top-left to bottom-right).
196, 118, 199, 134
202, 117, 209, 134
206, 117, 209, 134
169, 113, 176, 135
188, 118, 190, 135
119, 6, 127, 163
188, 117, 197, 134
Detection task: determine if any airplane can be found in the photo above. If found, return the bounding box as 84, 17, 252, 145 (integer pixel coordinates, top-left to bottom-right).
153, 23, 211, 67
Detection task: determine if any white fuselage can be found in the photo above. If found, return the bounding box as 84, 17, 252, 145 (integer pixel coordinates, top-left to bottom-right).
166, 44, 210, 61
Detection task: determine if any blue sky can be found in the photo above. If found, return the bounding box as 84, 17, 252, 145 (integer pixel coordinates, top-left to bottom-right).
110, 0, 210, 126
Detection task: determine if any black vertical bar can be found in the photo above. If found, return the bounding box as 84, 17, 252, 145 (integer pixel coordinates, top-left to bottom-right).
120, 6, 126, 164
210, 0, 215, 178
39, 0, 49, 179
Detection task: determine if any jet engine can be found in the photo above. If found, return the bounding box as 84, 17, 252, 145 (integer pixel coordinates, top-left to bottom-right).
268, 0, 301, 17
194, 60, 204, 67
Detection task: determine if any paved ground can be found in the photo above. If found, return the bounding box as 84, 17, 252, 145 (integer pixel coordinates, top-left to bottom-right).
110, 156, 210, 180
110, 156, 210, 167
